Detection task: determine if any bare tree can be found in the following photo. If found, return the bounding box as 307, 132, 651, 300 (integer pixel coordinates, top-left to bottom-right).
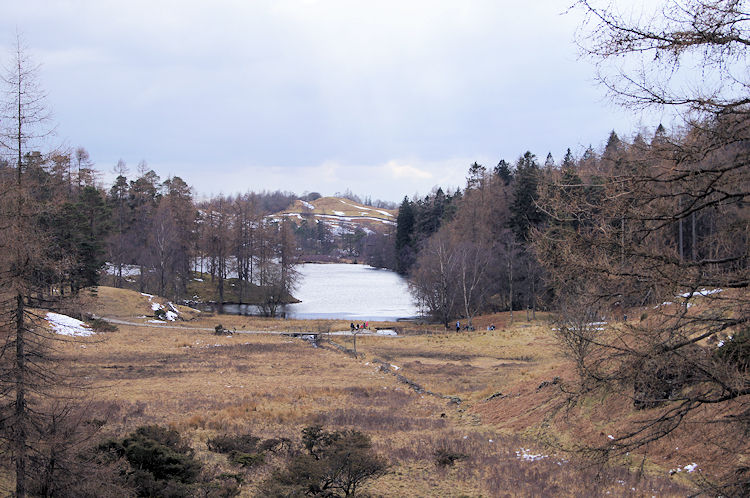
409, 228, 460, 329
575, 0, 750, 116
535, 3, 750, 491
454, 241, 492, 329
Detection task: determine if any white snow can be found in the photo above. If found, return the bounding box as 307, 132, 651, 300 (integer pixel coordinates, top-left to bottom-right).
146, 295, 180, 321
104, 263, 141, 277
46, 312, 94, 337
376, 210, 394, 217
332, 210, 346, 216
341, 200, 368, 209
193, 277, 204, 282
516, 448, 548, 462
678, 288, 722, 298
376, 329, 398, 336
301, 200, 315, 210
148, 320, 166, 324
670, 462, 699, 474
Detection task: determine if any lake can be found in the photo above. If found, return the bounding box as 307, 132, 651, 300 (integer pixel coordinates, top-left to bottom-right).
222, 263, 419, 321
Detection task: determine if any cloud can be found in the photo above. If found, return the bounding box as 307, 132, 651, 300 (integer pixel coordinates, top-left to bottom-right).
385, 161, 433, 180
3, 1, 659, 203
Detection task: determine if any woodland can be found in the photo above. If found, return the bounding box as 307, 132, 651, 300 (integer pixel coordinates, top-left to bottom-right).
0, 0, 749, 496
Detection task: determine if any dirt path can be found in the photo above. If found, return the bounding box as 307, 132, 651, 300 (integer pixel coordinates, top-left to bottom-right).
98, 316, 398, 337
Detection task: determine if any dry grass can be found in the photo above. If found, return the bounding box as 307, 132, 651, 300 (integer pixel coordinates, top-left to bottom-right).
48, 287, 695, 496
282, 196, 397, 220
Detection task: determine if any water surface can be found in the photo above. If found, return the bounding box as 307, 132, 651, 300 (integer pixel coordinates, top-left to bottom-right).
284, 263, 418, 321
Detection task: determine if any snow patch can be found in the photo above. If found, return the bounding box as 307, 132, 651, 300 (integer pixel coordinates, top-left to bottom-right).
301, 200, 314, 210
332, 210, 346, 216
678, 288, 722, 298
670, 462, 699, 474
376, 329, 398, 336
516, 448, 548, 462
46, 312, 94, 337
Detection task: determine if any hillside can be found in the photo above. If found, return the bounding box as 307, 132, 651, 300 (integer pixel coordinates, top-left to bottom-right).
274, 196, 397, 236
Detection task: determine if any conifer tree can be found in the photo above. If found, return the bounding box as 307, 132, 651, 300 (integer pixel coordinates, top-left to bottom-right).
395, 196, 415, 274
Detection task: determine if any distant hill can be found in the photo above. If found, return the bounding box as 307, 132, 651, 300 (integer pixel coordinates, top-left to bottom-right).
271, 196, 397, 236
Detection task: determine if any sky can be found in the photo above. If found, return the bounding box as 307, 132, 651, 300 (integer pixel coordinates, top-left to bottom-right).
1, 0, 661, 202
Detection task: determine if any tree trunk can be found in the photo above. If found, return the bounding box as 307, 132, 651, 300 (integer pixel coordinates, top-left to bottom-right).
15, 293, 27, 498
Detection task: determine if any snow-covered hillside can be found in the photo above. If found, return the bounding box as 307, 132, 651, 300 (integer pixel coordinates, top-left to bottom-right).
272, 197, 396, 236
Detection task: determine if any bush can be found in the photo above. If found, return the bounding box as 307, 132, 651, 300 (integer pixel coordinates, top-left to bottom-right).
207, 433, 260, 454
434, 448, 468, 467
716, 328, 750, 370
258, 426, 388, 497
99, 425, 201, 496
228, 451, 265, 468
85, 316, 118, 332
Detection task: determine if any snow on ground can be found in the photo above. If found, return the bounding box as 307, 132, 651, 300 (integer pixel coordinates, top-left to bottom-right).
678, 288, 722, 298
333, 210, 346, 216
341, 199, 369, 210
340, 200, 394, 218
145, 294, 180, 321
376, 329, 397, 336
670, 463, 699, 474
46, 312, 94, 337
301, 200, 314, 210
516, 448, 548, 462
104, 263, 141, 277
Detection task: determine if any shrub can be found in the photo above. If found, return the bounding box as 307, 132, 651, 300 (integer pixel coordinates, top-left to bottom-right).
228, 451, 265, 468
716, 328, 750, 370
207, 433, 260, 454
258, 426, 388, 497
434, 448, 468, 467
85, 316, 118, 332
99, 425, 201, 496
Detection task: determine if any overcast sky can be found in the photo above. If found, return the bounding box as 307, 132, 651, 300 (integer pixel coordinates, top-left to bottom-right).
2, 0, 661, 202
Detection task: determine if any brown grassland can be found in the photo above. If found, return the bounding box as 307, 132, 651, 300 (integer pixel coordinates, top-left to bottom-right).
40, 287, 700, 496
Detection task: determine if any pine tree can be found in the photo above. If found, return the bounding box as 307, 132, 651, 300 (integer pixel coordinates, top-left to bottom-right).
395, 197, 415, 274
494, 159, 513, 185
508, 151, 544, 242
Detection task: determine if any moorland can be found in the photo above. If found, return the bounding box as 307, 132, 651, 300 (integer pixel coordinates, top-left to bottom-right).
34, 286, 703, 497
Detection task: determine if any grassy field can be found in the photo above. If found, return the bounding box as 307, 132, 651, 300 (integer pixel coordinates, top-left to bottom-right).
45, 287, 696, 496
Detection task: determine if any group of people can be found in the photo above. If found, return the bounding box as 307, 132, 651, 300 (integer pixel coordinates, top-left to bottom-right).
350, 321, 369, 332
455, 320, 495, 332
